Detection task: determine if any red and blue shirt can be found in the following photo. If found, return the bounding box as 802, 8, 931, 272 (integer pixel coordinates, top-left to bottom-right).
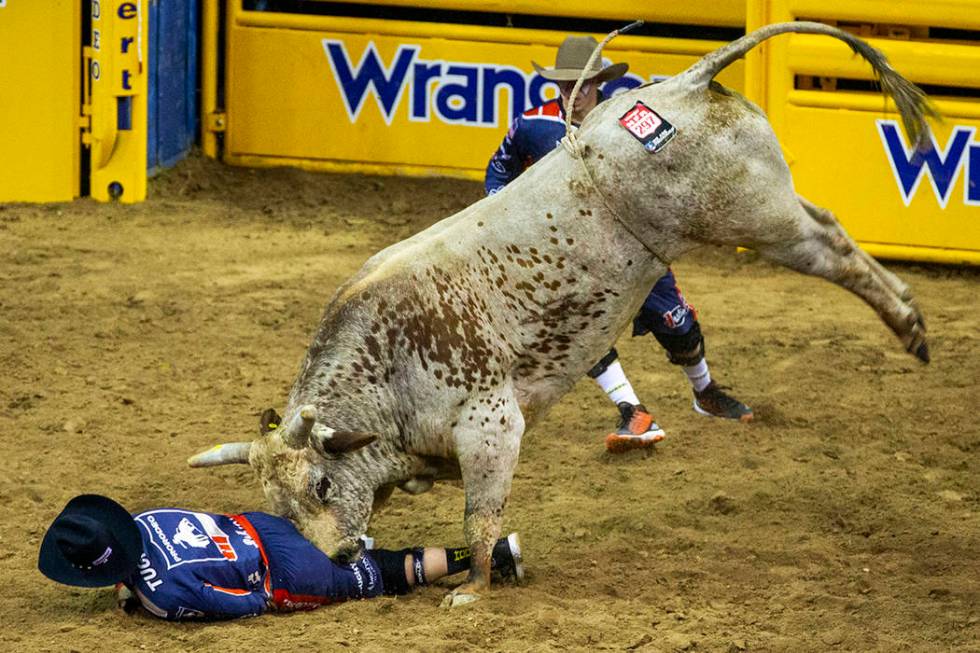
125, 509, 382, 621
485, 98, 570, 195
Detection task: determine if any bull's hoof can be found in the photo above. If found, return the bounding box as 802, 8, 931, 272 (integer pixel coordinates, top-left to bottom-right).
915, 341, 930, 364
440, 590, 480, 608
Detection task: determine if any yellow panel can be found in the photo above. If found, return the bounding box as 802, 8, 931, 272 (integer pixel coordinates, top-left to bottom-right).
0, 0, 80, 202
297, 0, 746, 27
745, 0, 980, 263
225, 20, 744, 176
784, 106, 980, 253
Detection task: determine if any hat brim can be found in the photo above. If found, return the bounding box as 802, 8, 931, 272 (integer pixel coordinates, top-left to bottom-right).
38, 495, 142, 588
531, 61, 629, 83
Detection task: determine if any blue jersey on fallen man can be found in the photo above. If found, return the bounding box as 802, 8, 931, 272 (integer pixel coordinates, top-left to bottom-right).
124, 508, 382, 619
39, 495, 523, 621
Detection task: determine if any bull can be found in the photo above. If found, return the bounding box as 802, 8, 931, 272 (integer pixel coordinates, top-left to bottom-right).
190, 22, 932, 606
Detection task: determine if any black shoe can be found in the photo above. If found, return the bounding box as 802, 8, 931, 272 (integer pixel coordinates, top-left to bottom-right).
693, 381, 753, 422
490, 532, 524, 583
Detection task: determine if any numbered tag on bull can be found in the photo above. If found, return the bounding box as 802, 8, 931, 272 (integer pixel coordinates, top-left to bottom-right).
618, 101, 676, 153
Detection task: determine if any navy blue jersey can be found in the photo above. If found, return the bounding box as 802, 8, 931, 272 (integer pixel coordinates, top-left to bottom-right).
485, 98, 569, 195
127, 509, 268, 620
125, 509, 383, 621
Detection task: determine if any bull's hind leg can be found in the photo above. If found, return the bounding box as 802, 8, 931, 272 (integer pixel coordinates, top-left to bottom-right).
442, 385, 526, 608
797, 196, 918, 308
750, 196, 928, 362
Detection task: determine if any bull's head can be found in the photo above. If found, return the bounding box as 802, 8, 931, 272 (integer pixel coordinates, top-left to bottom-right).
187, 405, 377, 558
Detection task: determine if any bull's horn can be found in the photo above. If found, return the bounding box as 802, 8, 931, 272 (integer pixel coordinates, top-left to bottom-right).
311, 424, 377, 455
281, 404, 317, 448
187, 442, 252, 467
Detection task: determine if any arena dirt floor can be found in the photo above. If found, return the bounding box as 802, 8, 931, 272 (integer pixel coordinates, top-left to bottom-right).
1, 156, 978, 652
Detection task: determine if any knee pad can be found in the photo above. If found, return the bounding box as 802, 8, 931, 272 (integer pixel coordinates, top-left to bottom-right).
652, 321, 705, 366
370, 548, 424, 596
587, 348, 619, 378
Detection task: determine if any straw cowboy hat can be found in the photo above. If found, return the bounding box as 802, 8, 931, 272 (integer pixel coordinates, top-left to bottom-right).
532, 36, 629, 83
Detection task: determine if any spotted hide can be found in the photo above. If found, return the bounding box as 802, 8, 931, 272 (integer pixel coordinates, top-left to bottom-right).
190, 22, 932, 606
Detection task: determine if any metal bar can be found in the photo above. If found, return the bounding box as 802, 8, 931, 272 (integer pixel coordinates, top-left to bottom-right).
223, 152, 485, 181
783, 0, 980, 31
201, 0, 220, 158
786, 35, 980, 88
788, 90, 980, 119
271, 0, 746, 28
233, 11, 731, 54
860, 242, 980, 266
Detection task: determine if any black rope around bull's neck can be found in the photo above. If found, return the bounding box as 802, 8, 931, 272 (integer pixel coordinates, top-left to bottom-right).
560, 20, 671, 267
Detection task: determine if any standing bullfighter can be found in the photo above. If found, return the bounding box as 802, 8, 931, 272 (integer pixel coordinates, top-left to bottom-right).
487, 35, 753, 454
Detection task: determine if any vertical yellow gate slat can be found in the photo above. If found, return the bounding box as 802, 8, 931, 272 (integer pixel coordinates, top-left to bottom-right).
89, 0, 148, 203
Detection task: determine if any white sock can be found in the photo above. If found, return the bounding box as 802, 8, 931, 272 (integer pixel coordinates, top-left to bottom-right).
683, 358, 712, 393
594, 361, 641, 406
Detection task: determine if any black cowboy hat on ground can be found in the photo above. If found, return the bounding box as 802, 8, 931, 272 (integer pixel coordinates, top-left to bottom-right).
38, 494, 143, 588
532, 35, 629, 83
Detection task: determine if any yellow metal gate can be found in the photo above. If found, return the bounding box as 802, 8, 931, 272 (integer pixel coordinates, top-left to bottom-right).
746, 0, 980, 264
208, 0, 746, 179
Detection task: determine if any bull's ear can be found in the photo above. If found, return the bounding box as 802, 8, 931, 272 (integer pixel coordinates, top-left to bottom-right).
312, 427, 377, 455
260, 408, 282, 435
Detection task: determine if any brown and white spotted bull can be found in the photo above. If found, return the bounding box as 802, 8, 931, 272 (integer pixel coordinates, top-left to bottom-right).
190, 23, 932, 606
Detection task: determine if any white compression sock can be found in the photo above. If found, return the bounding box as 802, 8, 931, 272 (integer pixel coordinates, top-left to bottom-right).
683, 358, 712, 393
594, 361, 641, 406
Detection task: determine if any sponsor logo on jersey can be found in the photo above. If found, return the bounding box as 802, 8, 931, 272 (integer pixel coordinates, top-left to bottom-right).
663, 304, 690, 329
322, 40, 662, 129
364, 558, 378, 593
137, 510, 239, 569
137, 553, 163, 592
173, 518, 210, 549
877, 119, 980, 208
346, 558, 379, 596
174, 606, 206, 619
351, 562, 364, 593
143, 514, 184, 564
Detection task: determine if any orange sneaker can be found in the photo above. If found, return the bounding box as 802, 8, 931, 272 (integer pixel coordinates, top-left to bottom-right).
604, 402, 666, 453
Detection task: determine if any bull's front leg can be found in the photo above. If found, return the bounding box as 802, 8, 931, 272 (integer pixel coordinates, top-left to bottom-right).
442, 389, 525, 608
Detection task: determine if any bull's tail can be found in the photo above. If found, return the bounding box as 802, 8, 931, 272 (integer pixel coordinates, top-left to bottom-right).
678, 21, 938, 147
